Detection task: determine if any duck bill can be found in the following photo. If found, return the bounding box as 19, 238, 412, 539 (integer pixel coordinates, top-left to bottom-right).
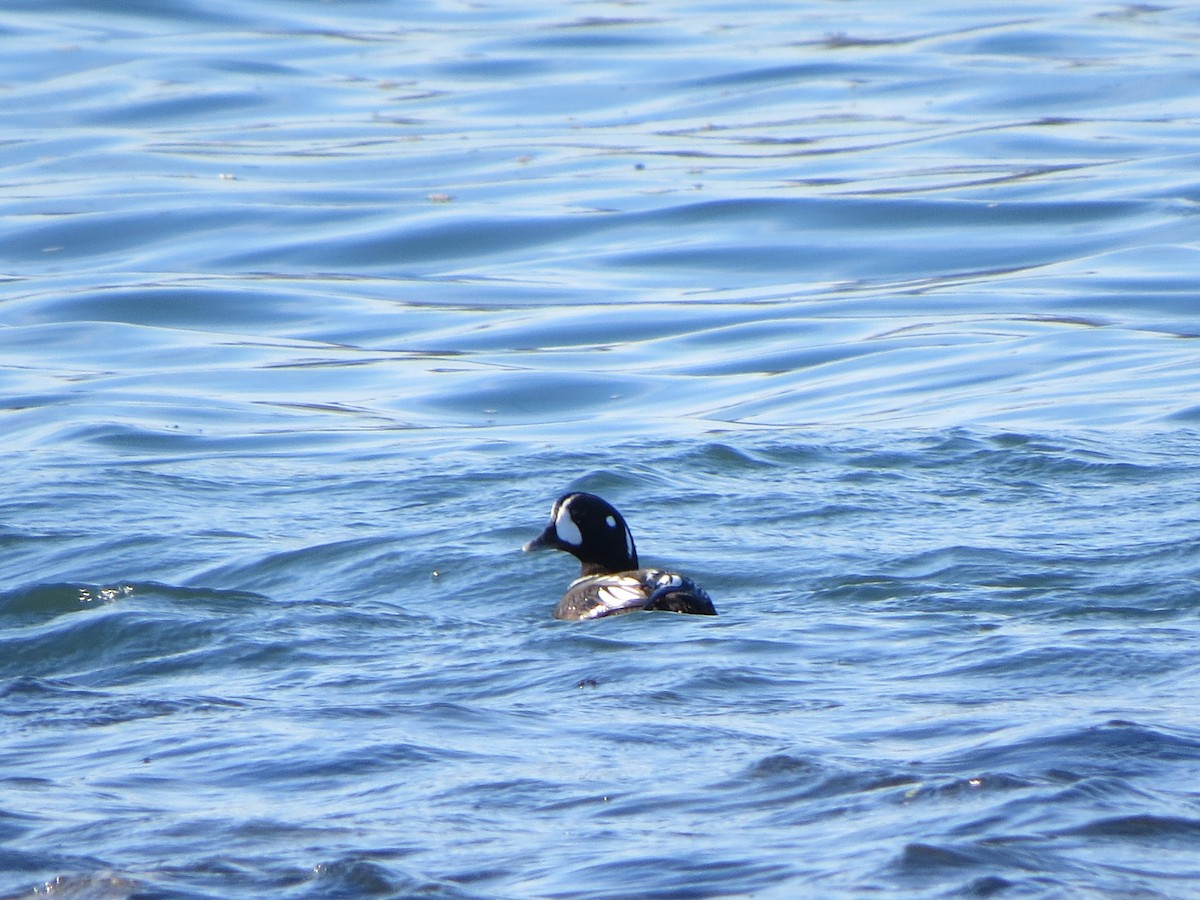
522, 523, 560, 553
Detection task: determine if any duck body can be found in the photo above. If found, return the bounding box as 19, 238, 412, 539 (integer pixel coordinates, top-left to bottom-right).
523, 492, 717, 621
554, 569, 716, 621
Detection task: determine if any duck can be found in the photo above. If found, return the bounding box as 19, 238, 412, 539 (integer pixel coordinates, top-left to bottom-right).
523, 491, 717, 621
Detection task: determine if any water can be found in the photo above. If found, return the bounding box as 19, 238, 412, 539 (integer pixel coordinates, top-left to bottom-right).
3, 1, 1200, 896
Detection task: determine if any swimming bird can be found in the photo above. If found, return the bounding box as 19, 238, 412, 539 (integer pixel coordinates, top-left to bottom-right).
523, 491, 717, 621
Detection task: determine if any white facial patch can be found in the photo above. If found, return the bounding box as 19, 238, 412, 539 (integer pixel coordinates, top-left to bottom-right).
554, 499, 583, 546
605, 515, 616, 528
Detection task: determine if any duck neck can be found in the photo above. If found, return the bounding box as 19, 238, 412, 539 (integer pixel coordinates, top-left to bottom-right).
577, 548, 638, 578
579, 560, 616, 577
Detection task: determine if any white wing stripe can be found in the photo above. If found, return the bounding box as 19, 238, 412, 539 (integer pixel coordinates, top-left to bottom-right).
597, 580, 648, 609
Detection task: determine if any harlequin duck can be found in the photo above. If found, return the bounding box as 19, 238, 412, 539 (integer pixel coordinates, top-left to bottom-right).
523, 492, 717, 621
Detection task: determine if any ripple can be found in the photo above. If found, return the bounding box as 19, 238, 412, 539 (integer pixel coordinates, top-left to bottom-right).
5, 2, 1200, 899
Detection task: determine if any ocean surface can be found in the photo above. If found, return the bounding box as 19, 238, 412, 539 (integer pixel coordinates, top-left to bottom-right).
3, 1, 1200, 897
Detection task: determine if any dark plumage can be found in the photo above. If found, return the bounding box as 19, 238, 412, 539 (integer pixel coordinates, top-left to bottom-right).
523, 492, 717, 621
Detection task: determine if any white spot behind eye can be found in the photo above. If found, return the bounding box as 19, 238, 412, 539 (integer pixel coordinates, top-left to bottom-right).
605, 515, 616, 528
555, 501, 583, 546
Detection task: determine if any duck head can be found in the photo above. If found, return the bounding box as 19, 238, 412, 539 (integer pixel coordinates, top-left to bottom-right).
523, 492, 638, 576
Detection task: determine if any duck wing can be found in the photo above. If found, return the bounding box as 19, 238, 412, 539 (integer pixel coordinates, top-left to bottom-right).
641, 569, 717, 616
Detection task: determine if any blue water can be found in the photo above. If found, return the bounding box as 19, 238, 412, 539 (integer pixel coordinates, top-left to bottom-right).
4, 1, 1200, 897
